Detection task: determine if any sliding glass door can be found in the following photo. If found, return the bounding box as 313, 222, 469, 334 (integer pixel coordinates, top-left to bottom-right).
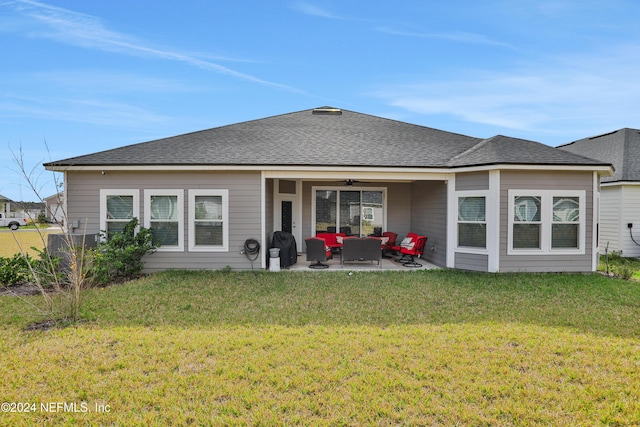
314, 188, 385, 236
315, 190, 337, 233
362, 191, 384, 236
339, 191, 360, 236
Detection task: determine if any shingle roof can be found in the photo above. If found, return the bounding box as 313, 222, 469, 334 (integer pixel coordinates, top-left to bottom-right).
559, 128, 640, 182
448, 135, 607, 168
45, 107, 610, 170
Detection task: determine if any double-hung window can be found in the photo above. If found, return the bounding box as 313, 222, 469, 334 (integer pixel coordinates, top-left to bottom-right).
144, 190, 184, 251
552, 196, 580, 249
512, 195, 542, 249
188, 189, 229, 252
457, 196, 487, 249
508, 190, 585, 254
100, 189, 139, 237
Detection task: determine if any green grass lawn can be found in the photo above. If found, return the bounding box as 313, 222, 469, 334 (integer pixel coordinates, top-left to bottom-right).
1, 269, 640, 425
0, 228, 62, 258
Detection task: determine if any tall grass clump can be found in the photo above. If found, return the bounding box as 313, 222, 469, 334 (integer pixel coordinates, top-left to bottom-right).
599, 250, 640, 280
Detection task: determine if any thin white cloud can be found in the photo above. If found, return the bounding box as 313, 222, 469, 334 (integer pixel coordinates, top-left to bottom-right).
371, 44, 640, 143
1, 0, 305, 93
377, 27, 514, 49
292, 3, 513, 49
0, 66, 215, 132
290, 2, 378, 23
291, 2, 347, 20
0, 92, 173, 128
32, 70, 201, 93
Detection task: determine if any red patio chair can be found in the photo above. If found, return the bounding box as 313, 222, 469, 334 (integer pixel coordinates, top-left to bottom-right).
381, 231, 397, 258
400, 235, 428, 268
305, 237, 333, 269
392, 232, 418, 261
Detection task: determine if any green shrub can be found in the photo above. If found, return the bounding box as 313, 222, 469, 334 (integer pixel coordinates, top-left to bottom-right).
91, 218, 156, 285
0, 253, 34, 286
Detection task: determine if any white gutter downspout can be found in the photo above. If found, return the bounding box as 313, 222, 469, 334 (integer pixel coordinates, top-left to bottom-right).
592, 171, 600, 272
487, 170, 500, 273
446, 174, 456, 269
261, 171, 267, 269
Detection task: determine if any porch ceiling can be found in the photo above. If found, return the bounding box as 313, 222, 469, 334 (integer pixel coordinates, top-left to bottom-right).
265, 169, 452, 182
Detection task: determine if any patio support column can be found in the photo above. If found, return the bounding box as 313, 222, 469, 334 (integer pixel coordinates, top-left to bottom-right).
261, 171, 267, 269
592, 171, 600, 272
446, 174, 456, 268
487, 170, 500, 272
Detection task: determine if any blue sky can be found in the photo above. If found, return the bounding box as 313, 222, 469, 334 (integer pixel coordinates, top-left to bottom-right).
1, 0, 639, 202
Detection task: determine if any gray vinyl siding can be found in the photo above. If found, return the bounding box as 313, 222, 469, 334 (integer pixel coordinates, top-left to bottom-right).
456, 171, 489, 191
499, 170, 594, 272
386, 182, 411, 239
619, 185, 640, 257
596, 184, 640, 257
410, 180, 447, 267
65, 169, 101, 234
454, 253, 488, 272
600, 186, 621, 253
65, 170, 263, 272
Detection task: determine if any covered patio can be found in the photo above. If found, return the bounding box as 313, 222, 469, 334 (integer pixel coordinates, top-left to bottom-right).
268, 174, 450, 271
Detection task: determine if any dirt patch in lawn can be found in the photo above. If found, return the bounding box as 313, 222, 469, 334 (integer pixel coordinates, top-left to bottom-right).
0, 283, 44, 296
23, 319, 57, 331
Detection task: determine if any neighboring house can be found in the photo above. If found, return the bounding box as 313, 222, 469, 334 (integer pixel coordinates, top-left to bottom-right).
560, 128, 640, 257
45, 192, 65, 225
15, 201, 45, 221
0, 194, 11, 214
44, 107, 612, 273
0, 196, 43, 219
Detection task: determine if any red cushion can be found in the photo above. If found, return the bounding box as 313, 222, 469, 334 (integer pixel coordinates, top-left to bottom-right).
381, 232, 397, 250
391, 232, 417, 251
307, 237, 333, 259
400, 236, 427, 255
316, 232, 346, 248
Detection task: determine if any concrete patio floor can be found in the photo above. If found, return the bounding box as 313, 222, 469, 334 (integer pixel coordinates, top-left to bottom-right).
282, 254, 440, 272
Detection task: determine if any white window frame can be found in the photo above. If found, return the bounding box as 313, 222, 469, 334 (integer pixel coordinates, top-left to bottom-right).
144, 189, 184, 252
456, 192, 488, 252
188, 189, 229, 252
100, 189, 139, 236
508, 189, 586, 255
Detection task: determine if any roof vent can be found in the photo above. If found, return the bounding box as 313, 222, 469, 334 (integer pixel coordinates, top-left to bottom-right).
312, 106, 342, 115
